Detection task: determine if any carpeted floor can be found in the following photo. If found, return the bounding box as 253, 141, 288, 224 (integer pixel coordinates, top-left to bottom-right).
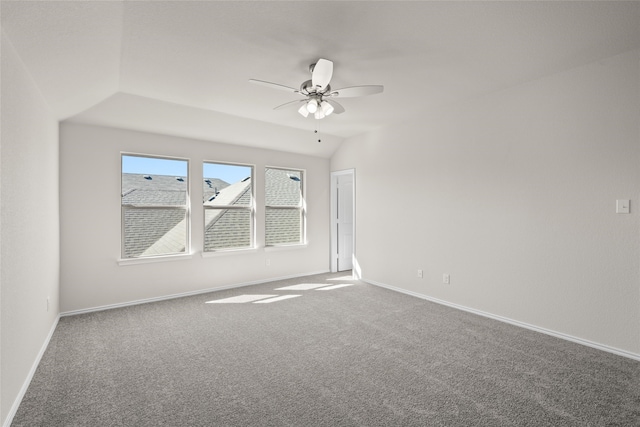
12, 272, 640, 426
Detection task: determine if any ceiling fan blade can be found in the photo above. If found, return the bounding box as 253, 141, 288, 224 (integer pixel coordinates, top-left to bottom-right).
311, 59, 333, 90
330, 85, 384, 98
273, 99, 307, 110
249, 79, 301, 94
325, 99, 345, 115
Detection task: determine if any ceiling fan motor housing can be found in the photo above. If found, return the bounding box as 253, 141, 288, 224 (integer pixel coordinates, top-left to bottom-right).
300, 80, 331, 95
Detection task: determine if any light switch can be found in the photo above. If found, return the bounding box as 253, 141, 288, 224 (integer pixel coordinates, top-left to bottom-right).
616, 200, 630, 214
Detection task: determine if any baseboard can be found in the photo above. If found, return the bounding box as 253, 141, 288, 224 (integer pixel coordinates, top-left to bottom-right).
3, 315, 60, 427
60, 270, 331, 317
363, 278, 640, 362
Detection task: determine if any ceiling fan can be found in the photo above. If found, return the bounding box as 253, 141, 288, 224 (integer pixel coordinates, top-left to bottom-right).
249, 58, 383, 120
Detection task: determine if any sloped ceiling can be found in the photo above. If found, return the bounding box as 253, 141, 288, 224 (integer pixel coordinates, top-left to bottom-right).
2, 1, 640, 158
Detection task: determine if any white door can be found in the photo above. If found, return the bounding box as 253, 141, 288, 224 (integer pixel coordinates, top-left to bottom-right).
336, 173, 354, 271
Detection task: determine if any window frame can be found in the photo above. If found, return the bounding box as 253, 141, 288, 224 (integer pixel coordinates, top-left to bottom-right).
120, 153, 191, 260
202, 161, 255, 253
264, 166, 306, 247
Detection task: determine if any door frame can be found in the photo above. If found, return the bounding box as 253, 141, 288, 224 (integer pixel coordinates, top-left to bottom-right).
330, 169, 356, 273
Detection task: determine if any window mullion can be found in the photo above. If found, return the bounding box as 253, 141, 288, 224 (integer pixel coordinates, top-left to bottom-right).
123, 205, 187, 209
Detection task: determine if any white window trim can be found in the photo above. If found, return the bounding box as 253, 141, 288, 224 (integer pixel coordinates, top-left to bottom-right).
203, 161, 256, 252
201, 247, 259, 258
265, 166, 306, 247
120, 152, 191, 261
118, 253, 193, 266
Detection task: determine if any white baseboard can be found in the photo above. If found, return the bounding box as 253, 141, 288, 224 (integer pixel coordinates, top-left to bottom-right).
3, 315, 60, 427
60, 270, 331, 317
363, 278, 640, 362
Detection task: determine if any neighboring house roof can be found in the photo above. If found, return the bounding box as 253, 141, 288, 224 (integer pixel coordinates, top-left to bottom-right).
203, 179, 251, 207
139, 212, 188, 257
122, 170, 303, 257
122, 174, 229, 258
265, 208, 301, 246
204, 179, 252, 251
265, 168, 302, 206
122, 173, 191, 195
265, 169, 303, 245
203, 177, 231, 202
122, 174, 191, 258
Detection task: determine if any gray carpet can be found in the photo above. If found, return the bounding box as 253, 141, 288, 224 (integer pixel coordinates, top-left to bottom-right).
12, 272, 640, 426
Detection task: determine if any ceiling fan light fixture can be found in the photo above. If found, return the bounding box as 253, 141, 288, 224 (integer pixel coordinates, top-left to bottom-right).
314, 109, 325, 120
306, 98, 318, 113
321, 100, 334, 116
298, 104, 310, 117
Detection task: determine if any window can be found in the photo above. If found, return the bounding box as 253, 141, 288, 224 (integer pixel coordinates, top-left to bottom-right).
121, 154, 189, 259
265, 167, 305, 246
203, 162, 254, 251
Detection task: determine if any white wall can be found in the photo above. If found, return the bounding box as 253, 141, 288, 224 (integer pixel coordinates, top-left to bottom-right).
331, 49, 640, 356
59, 123, 330, 313
1, 33, 60, 424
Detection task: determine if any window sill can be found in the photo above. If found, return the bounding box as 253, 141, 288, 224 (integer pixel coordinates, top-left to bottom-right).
201, 248, 258, 258
265, 243, 308, 252
118, 253, 193, 266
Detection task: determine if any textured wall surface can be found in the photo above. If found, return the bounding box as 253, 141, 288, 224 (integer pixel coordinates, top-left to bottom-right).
331, 49, 640, 356
1, 34, 60, 425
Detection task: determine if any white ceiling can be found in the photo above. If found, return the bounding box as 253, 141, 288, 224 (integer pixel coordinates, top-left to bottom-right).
2, 1, 640, 158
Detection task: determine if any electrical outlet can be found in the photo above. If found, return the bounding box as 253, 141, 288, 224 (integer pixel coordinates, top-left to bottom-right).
266, 259, 271, 266
443, 274, 450, 284
417, 269, 423, 278
616, 200, 630, 214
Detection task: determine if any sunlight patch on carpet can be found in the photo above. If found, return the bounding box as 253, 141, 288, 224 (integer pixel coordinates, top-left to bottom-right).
206, 295, 277, 304
254, 295, 301, 304
316, 284, 354, 290
275, 283, 329, 291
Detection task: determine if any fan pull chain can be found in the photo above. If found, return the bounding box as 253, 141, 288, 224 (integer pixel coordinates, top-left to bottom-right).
315, 121, 321, 143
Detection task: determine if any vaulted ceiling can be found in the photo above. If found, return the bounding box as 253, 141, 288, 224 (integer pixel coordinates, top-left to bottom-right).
2, 1, 639, 157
